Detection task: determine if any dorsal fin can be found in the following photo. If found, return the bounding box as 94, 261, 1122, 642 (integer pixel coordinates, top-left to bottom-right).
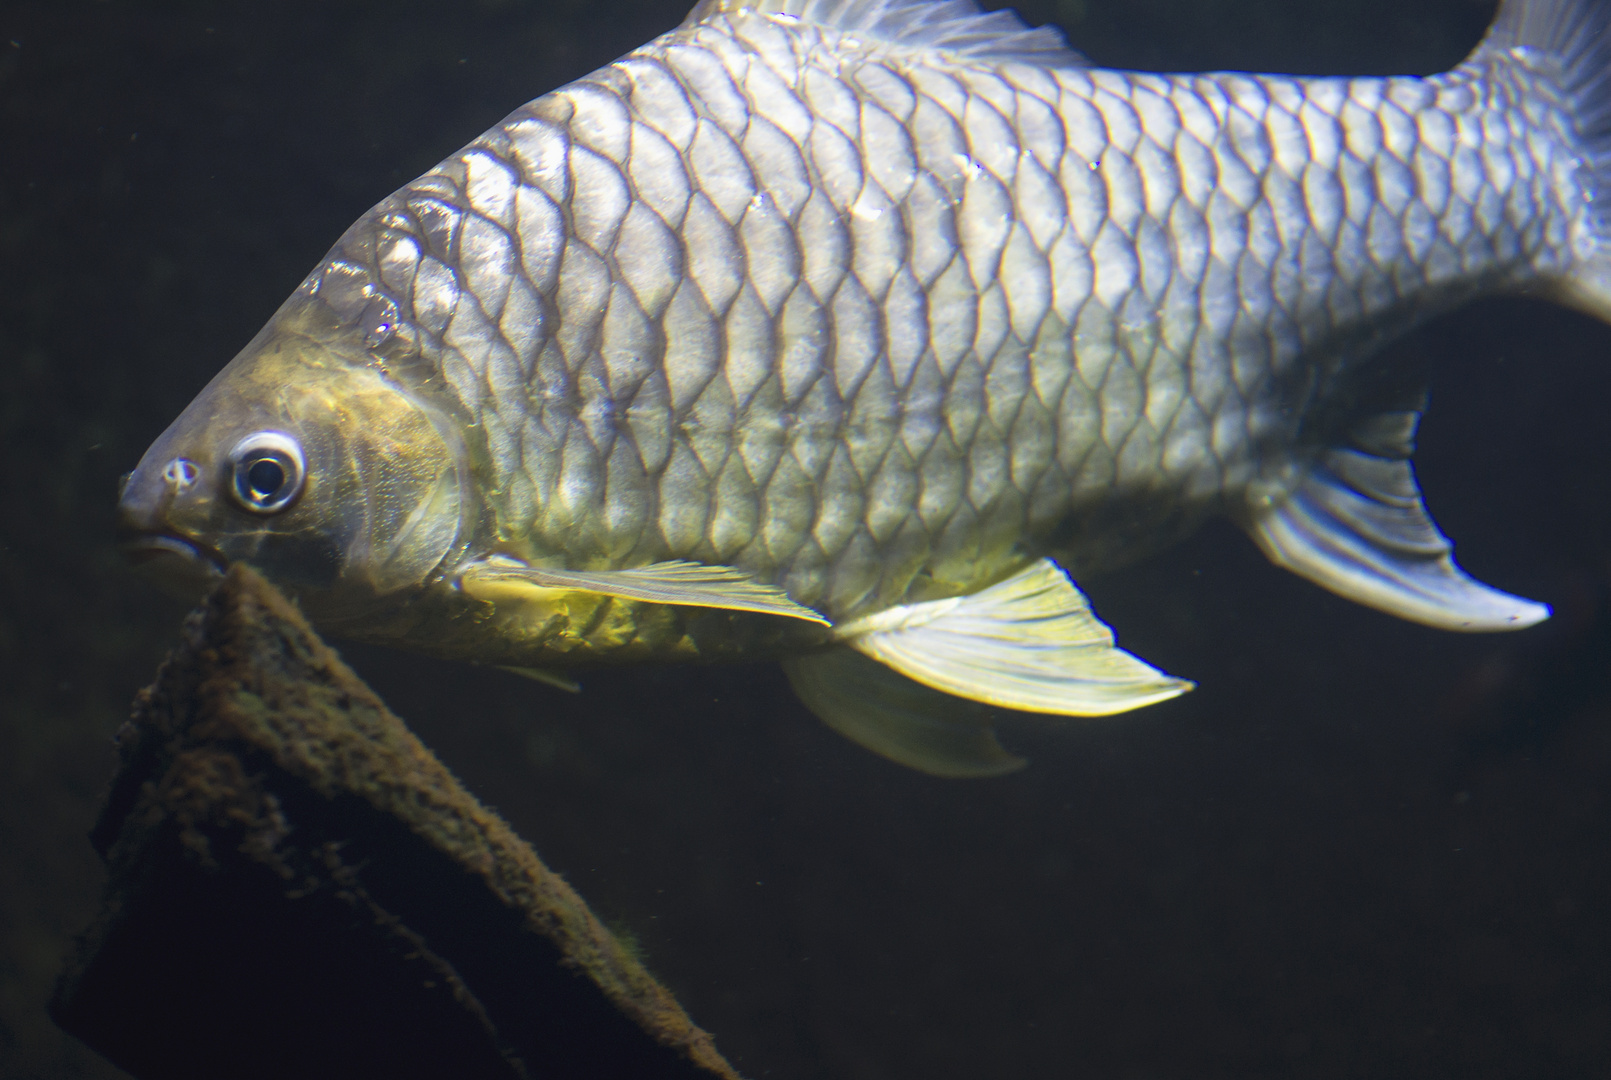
683, 0, 1087, 66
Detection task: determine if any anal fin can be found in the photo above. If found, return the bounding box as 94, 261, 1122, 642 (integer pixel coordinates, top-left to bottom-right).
832, 558, 1193, 716
782, 647, 1027, 778
1249, 409, 1549, 631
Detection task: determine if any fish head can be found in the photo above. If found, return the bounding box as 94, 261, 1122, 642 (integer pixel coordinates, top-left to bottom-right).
118, 295, 470, 620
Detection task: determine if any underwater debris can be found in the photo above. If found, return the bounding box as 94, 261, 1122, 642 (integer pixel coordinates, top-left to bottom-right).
50, 563, 740, 1080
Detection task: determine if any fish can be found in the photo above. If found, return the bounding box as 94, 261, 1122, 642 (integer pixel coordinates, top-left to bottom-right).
118, 0, 1610, 777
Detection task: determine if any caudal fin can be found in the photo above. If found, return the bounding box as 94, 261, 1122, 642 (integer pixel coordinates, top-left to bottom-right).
1474, 0, 1611, 317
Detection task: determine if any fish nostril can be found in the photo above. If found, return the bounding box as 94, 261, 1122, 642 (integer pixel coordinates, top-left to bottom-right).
161, 458, 200, 492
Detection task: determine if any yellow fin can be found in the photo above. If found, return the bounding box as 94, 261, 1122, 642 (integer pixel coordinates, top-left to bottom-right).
782, 647, 1026, 778
495, 665, 581, 693
834, 558, 1192, 715
459, 558, 829, 624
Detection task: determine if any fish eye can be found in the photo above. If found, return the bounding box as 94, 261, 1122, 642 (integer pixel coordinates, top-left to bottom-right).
227, 431, 305, 514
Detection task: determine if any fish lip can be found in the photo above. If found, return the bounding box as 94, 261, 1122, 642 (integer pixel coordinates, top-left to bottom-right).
118, 531, 228, 577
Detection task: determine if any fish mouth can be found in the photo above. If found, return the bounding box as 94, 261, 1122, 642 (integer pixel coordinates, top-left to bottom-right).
119, 531, 226, 572
119, 531, 227, 596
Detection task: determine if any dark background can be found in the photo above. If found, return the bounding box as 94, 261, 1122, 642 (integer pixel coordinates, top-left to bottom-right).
6, 0, 1611, 1076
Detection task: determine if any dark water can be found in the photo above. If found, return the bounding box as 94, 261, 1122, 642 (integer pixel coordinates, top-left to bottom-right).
5, 0, 1611, 1076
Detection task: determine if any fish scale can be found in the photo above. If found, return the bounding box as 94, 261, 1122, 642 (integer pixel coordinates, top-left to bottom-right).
121, 0, 1609, 774
317, 11, 1554, 618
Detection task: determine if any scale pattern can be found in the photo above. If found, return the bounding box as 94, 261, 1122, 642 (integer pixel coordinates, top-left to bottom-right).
307, 8, 1585, 621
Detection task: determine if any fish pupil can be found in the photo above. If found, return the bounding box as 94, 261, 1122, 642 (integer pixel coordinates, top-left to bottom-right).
247, 457, 285, 499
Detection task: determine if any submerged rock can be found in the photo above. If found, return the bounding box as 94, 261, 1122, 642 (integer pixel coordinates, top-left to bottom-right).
51, 564, 741, 1080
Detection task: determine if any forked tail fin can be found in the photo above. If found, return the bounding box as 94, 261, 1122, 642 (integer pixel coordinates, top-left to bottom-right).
1473, 0, 1611, 319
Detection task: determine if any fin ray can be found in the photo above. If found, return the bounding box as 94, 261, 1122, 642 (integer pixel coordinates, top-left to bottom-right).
1249, 412, 1549, 632
683, 0, 1086, 66
495, 665, 582, 693
834, 558, 1193, 716
459, 558, 830, 624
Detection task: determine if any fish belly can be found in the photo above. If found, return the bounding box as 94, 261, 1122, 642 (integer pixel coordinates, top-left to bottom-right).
313, 10, 1578, 625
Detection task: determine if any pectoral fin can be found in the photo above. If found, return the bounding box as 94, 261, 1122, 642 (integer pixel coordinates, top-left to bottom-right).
496, 665, 582, 693
459, 558, 829, 624
832, 558, 1193, 716
1249, 410, 1549, 631
782, 647, 1027, 778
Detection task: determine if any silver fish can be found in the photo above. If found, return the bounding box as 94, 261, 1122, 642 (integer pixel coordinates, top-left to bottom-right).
119, 0, 1609, 775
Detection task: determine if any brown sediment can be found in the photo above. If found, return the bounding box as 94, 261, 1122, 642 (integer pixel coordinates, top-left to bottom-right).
52, 562, 741, 1080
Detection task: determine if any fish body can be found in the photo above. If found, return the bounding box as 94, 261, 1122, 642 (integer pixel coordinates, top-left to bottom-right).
120, 0, 1611, 775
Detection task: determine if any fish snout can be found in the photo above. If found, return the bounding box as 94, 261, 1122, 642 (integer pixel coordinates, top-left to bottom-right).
116, 455, 227, 595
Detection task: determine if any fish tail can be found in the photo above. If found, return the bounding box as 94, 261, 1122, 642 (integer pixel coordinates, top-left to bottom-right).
1475, 0, 1611, 317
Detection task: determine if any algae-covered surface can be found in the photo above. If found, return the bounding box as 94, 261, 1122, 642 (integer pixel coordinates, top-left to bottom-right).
53, 563, 738, 1078
4, 0, 1611, 1077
